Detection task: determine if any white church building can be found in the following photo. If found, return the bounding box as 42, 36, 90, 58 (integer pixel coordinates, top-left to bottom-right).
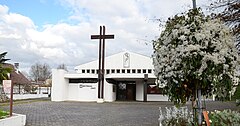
51, 51, 168, 102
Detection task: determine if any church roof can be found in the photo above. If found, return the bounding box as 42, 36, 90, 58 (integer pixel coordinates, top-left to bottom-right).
74, 51, 154, 71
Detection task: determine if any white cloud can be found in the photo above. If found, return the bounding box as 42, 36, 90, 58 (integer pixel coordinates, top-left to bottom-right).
0, 5, 8, 14
0, 1, 212, 72
0, 33, 21, 39
0, 4, 83, 71
26, 29, 66, 47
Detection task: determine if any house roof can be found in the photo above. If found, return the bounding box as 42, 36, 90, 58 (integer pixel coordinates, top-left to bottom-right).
2, 63, 31, 85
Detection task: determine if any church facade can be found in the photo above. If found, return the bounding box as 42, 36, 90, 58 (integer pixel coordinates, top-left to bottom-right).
51, 51, 168, 102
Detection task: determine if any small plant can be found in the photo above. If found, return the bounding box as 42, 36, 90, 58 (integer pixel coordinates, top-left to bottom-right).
0, 110, 9, 119
209, 109, 240, 126
159, 106, 194, 126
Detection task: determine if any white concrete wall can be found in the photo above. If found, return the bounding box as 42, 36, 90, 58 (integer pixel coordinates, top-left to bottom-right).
68, 84, 79, 101
36, 87, 51, 94
75, 51, 155, 72
136, 81, 144, 101
135, 80, 169, 101
147, 94, 169, 101
104, 81, 116, 102
51, 69, 68, 101
68, 83, 97, 102
0, 113, 26, 126
79, 83, 97, 101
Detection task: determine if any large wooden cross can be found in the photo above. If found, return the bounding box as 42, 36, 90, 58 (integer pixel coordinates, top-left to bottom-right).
91, 26, 114, 100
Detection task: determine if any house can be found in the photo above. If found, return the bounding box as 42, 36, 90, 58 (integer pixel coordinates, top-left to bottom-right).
51, 51, 168, 102
2, 63, 31, 94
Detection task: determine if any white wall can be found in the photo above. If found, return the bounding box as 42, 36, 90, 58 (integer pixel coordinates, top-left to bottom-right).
79, 83, 97, 101
104, 81, 116, 102
68, 84, 79, 101
75, 51, 155, 72
147, 94, 169, 101
0, 113, 26, 126
51, 69, 68, 101
68, 83, 97, 102
36, 87, 51, 94
136, 80, 143, 101
135, 80, 169, 101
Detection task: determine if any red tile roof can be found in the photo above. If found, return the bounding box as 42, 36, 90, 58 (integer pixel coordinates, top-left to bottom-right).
2, 63, 31, 85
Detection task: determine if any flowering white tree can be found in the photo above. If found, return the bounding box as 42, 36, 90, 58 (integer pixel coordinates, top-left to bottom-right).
153, 8, 239, 106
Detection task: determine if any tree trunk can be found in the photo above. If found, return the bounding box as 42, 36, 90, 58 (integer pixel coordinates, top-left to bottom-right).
197, 88, 202, 126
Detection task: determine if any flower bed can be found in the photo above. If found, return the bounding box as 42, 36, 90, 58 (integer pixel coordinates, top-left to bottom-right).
159, 107, 240, 126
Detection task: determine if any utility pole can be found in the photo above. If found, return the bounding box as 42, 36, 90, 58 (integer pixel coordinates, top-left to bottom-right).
192, 0, 203, 125
192, 0, 196, 9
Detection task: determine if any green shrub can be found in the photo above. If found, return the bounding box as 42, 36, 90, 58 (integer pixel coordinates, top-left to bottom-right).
209, 109, 240, 126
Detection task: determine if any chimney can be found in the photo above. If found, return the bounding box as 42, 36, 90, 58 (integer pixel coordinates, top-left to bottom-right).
14, 63, 19, 73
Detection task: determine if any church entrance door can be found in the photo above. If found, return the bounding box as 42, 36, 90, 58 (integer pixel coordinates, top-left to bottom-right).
117, 82, 136, 101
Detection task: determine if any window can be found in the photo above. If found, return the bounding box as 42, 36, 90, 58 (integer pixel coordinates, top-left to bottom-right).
143, 69, 146, 73
122, 69, 125, 73
87, 69, 90, 73
91, 69, 95, 74
137, 69, 141, 73
132, 69, 136, 73
82, 69, 85, 73
127, 69, 131, 73
147, 84, 163, 94
96, 70, 99, 74
111, 69, 115, 73
117, 69, 120, 73
106, 69, 110, 74
148, 69, 152, 73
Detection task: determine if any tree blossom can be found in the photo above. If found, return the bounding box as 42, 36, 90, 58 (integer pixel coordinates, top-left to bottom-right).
153, 8, 239, 104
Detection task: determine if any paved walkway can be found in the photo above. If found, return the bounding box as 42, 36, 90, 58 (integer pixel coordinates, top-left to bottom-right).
0, 100, 239, 126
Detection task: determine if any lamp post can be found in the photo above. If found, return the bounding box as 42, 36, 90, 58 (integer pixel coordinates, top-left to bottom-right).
192, 0, 196, 9
192, 0, 203, 125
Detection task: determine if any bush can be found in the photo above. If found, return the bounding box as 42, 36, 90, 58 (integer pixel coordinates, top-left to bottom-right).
209, 109, 240, 126
0, 94, 9, 102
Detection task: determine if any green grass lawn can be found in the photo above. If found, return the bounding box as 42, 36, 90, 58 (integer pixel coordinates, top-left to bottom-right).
0, 97, 50, 106
0, 110, 9, 119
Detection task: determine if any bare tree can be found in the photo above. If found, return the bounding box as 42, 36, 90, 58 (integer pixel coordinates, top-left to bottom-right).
30, 63, 51, 83
57, 63, 68, 71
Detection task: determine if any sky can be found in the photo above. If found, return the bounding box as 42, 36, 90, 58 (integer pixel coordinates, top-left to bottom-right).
0, 0, 212, 74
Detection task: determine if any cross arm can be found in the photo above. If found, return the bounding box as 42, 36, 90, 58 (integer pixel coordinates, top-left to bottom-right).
91, 35, 114, 39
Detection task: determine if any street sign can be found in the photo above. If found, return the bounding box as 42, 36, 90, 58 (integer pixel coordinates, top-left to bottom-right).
3, 80, 12, 94
2, 79, 13, 116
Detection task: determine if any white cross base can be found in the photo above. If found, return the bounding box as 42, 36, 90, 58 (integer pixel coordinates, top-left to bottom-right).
97, 98, 104, 103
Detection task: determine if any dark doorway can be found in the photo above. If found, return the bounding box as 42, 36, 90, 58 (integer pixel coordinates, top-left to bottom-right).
117, 82, 136, 101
